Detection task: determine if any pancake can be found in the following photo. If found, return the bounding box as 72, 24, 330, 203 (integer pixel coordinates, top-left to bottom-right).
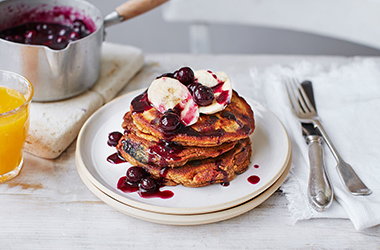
128, 91, 255, 147
116, 125, 238, 167
121, 138, 252, 188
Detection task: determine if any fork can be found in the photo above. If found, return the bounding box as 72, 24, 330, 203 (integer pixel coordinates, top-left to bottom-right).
285, 78, 372, 196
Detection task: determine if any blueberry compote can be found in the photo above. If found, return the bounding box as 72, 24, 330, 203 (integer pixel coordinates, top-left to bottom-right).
106, 131, 126, 164
158, 67, 230, 108
148, 140, 183, 166
131, 91, 152, 113
107, 152, 126, 164
107, 131, 174, 199
117, 167, 174, 199
173, 67, 194, 86
107, 131, 123, 147
0, 20, 91, 50
193, 85, 214, 106
159, 110, 181, 132
212, 82, 230, 104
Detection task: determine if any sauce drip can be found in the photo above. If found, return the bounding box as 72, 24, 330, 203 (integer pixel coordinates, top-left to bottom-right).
216, 91, 230, 104
117, 176, 174, 199
247, 175, 260, 184
107, 152, 126, 164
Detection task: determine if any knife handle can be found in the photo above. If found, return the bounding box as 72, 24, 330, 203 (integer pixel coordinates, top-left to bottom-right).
313, 120, 372, 196
306, 135, 333, 212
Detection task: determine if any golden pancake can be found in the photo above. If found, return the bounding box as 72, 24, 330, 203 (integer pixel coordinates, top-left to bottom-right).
128, 91, 255, 147
121, 138, 252, 188
116, 124, 238, 168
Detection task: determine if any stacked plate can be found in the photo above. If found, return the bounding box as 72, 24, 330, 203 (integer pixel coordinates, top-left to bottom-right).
75, 90, 291, 225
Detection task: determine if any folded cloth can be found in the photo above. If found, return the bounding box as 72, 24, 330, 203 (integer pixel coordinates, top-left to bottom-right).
25, 43, 144, 159
250, 59, 380, 230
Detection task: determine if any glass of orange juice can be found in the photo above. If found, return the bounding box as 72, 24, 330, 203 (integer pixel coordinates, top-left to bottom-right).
0, 70, 33, 183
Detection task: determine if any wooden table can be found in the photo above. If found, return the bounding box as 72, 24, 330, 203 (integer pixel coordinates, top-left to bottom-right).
1, 54, 379, 249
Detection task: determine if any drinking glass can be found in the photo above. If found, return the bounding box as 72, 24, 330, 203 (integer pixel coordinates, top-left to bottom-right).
0, 70, 33, 182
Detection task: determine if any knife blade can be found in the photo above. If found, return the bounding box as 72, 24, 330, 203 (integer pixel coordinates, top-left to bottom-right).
300, 81, 333, 211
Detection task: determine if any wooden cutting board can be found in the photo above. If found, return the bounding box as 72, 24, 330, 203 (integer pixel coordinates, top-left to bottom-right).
25, 42, 144, 159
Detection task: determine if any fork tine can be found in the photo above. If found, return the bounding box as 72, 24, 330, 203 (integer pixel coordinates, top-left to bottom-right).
289, 78, 310, 113
284, 78, 300, 113
297, 80, 317, 113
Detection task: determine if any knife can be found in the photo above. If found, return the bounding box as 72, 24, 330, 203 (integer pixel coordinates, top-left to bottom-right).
301, 81, 333, 211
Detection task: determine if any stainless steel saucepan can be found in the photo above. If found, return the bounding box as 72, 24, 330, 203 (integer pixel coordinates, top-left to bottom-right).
0, 0, 167, 101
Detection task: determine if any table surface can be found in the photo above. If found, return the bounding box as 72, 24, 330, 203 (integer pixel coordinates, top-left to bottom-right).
1, 54, 379, 249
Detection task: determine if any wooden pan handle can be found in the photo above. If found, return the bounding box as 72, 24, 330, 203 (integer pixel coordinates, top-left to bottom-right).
116, 0, 168, 21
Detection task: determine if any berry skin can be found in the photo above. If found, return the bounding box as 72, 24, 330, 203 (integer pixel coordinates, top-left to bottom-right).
174, 67, 194, 86
126, 166, 147, 183
139, 177, 158, 193
193, 84, 214, 106
159, 111, 181, 132
107, 131, 123, 147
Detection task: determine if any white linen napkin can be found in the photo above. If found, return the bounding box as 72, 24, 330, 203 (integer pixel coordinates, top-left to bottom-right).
250, 58, 380, 230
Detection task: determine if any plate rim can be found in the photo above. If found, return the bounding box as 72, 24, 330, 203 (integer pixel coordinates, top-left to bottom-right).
76, 156, 291, 225
75, 88, 292, 215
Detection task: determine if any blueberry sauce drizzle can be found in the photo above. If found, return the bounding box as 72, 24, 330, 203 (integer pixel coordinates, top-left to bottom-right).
107, 152, 126, 164
117, 176, 174, 199
216, 91, 230, 104
207, 70, 224, 84
148, 140, 183, 166
107, 131, 174, 199
211, 80, 230, 105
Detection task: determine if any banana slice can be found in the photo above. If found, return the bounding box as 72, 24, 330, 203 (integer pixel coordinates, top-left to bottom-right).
194, 70, 232, 115
147, 77, 199, 126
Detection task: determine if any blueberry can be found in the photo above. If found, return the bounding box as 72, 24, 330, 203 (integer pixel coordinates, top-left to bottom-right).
126, 166, 147, 183
58, 29, 67, 36
174, 67, 194, 86
107, 131, 123, 147
24, 30, 36, 43
193, 84, 214, 106
56, 35, 68, 44
72, 19, 88, 35
159, 111, 181, 132
139, 177, 158, 193
68, 31, 80, 41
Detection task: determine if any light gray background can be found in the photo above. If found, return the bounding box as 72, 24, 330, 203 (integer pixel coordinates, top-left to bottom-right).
89, 0, 380, 56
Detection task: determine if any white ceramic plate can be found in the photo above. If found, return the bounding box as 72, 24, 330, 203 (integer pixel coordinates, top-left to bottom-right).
76, 89, 291, 215
77, 158, 290, 225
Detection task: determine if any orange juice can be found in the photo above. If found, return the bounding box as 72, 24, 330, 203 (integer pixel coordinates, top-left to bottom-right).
0, 86, 29, 181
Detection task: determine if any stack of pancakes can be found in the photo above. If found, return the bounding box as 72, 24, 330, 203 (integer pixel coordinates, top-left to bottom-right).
116, 91, 255, 187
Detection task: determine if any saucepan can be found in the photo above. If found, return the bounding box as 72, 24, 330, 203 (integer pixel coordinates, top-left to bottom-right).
0, 0, 167, 101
